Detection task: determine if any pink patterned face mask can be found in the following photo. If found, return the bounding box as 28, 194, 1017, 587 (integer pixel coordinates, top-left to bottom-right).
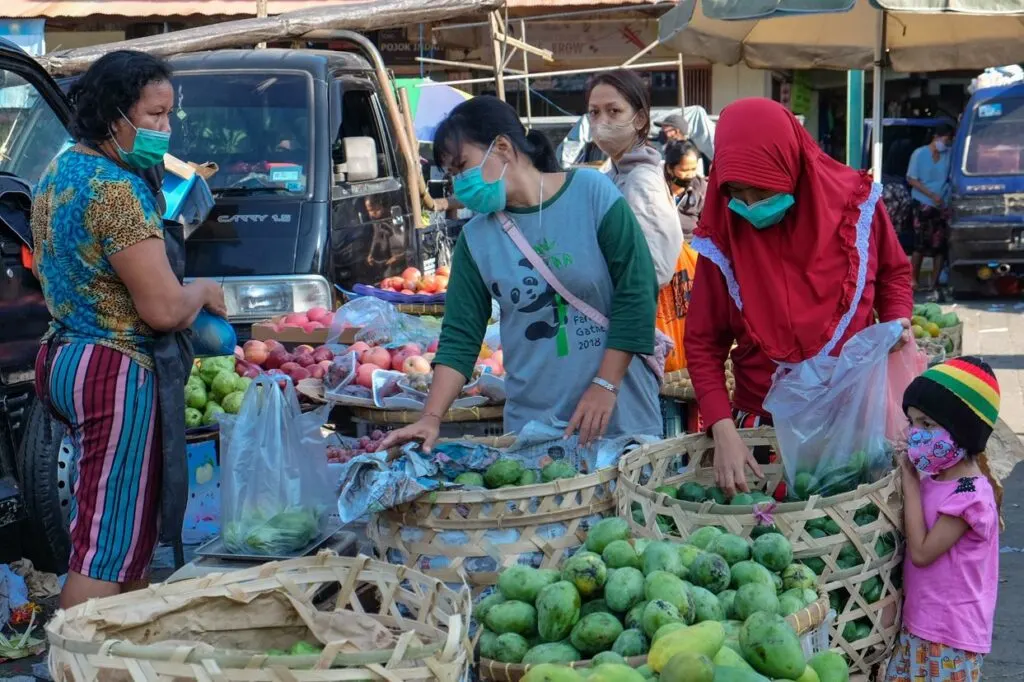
907, 426, 967, 474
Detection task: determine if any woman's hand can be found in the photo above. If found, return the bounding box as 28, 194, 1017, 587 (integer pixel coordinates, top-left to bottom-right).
565, 383, 617, 447
377, 415, 442, 453
711, 419, 764, 497
889, 318, 912, 353
201, 280, 227, 318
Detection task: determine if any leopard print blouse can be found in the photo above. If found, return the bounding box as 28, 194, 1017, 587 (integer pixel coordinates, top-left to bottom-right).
31, 145, 165, 368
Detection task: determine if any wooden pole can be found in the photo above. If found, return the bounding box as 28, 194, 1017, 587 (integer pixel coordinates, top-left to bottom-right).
256, 0, 268, 48
399, 87, 435, 212
677, 53, 685, 109
489, 11, 506, 101
521, 20, 532, 127
420, 59, 683, 88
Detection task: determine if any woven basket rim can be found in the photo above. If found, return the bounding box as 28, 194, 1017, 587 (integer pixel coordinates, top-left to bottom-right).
386, 465, 618, 506
353, 404, 504, 424
477, 590, 831, 682
618, 427, 897, 509
46, 554, 469, 670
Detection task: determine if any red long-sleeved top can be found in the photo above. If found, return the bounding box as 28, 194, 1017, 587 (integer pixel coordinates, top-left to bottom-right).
685, 202, 914, 426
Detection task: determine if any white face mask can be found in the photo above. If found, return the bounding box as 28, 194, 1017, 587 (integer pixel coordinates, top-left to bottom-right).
591, 113, 640, 157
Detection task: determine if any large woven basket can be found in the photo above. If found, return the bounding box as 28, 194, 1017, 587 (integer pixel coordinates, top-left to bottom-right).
47, 553, 471, 682
369, 438, 618, 595
353, 404, 504, 425
616, 428, 904, 675
660, 368, 734, 401
479, 591, 831, 682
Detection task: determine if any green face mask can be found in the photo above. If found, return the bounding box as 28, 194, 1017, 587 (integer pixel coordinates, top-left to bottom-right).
114, 112, 170, 170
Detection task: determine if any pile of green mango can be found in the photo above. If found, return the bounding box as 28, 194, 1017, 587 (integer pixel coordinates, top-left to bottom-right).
476, 519, 849, 681
454, 457, 578, 490
632, 483, 776, 535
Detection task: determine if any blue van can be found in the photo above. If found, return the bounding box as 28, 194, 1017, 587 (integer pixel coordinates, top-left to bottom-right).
948, 82, 1024, 297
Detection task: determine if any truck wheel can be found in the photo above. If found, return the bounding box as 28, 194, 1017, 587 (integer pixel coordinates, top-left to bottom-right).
15, 398, 70, 574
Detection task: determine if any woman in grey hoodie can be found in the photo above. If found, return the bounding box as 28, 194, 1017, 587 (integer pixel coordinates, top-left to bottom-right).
586, 70, 683, 288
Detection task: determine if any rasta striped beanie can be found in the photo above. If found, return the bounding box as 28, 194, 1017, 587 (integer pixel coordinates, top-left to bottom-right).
903, 356, 1000, 455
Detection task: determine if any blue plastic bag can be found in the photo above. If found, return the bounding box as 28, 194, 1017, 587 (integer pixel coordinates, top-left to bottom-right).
191, 309, 237, 357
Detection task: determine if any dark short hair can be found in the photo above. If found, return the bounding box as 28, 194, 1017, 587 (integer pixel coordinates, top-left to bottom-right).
934, 123, 956, 139
433, 96, 559, 173
68, 50, 172, 144
663, 141, 699, 180
585, 69, 652, 140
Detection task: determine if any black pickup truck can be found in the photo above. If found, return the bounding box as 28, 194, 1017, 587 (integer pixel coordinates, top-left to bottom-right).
0, 32, 453, 570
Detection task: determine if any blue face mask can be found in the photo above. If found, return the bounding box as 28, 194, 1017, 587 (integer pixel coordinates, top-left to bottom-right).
114, 111, 171, 170
452, 141, 507, 215
728, 193, 795, 230
934, 140, 947, 153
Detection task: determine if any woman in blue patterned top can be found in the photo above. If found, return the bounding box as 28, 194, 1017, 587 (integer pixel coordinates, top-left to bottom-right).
31, 51, 225, 608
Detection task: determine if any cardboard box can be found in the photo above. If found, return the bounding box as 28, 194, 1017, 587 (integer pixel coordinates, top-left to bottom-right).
250, 316, 361, 345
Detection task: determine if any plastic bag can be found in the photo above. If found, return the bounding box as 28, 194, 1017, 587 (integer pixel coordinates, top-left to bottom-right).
886, 337, 927, 443
218, 375, 333, 555
763, 321, 907, 498
327, 297, 441, 348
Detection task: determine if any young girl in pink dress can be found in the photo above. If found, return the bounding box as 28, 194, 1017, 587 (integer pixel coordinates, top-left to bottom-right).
887, 356, 1003, 682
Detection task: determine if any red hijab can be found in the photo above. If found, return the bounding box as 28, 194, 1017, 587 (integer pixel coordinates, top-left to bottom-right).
694, 98, 875, 364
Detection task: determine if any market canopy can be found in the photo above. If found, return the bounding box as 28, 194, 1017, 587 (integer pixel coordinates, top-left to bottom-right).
659, 0, 1024, 72
394, 78, 472, 143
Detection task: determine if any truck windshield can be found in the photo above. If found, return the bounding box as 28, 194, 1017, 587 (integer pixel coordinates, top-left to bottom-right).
0, 69, 72, 188
169, 71, 312, 195
964, 95, 1024, 176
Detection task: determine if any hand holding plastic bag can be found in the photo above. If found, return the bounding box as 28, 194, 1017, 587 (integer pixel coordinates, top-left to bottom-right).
763, 321, 917, 498
218, 375, 333, 555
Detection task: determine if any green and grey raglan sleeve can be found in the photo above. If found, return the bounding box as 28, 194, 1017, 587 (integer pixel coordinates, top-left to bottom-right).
597, 197, 658, 355
432, 233, 492, 380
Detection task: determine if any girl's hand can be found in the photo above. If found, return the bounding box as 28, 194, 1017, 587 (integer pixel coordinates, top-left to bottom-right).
377, 415, 442, 453
900, 454, 920, 489
565, 383, 617, 447
890, 318, 912, 353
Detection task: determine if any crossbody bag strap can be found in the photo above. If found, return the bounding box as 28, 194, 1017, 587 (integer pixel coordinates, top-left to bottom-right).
495, 211, 610, 327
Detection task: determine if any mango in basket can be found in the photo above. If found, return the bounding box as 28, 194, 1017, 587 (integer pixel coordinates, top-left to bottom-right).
706, 486, 728, 505
499, 565, 558, 603
643, 542, 685, 578
612, 628, 649, 657
586, 517, 631, 554
492, 632, 530, 663
536, 580, 581, 642
751, 533, 794, 572
562, 551, 608, 599
648, 621, 725, 673
706, 533, 751, 566
778, 592, 805, 616
589, 663, 647, 682
522, 642, 582, 665
781, 563, 817, 591
581, 599, 612, 618
687, 526, 723, 550
603, 539, 642, 570
713, 645, 755, 672
739, 612, 805, 680
689, 552, 731, 595
808, 651, 851, 682
689, 585, 725, 623
711, 668, 771, 682
592, 651, 628, 666
484, 458, 524, 488
645, 572, 692, 617
676, 543, 703, 570
625, 600, 649, 630
519, 470, 540, 486
729, 561, 773, 591
455, 472, 485, 487
730, 493, 754, 506
542, 459, 578, 482
474, 592, 507, 622
733, 583, 780, 620
606, 567, 646, 613
717, 591, 738, 620
660, 652, 715, 682
678, 482, 707, 502
570, 612, 624, 657
655, 485, 680, 499
485, 600, 538, 637
288, 641, 322, 656
653, 622, 686, 643
522, 663, 584, 682
641, 600, 684, 638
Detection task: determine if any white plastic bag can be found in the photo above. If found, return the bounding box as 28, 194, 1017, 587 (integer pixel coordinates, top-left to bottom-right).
763, 321, 905, 497
218, 375, 333, 555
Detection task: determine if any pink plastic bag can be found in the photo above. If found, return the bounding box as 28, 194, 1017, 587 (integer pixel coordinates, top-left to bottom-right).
885, 338, 928, 442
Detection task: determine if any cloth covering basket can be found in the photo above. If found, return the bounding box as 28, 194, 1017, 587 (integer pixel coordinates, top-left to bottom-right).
46, 553, 470, 682
478, 591, 832, 682
370, 438, 617, 596
615, 427, 905, 675
939, 322, 963, 358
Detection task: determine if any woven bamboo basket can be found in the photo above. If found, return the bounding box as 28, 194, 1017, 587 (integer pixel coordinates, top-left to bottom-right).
394, 303, 445, 316
47, 553, 470, 682
659, 369, 735, 401
369, 437, 618, 595
353, 404, 504, 425
479, 591, 831, 682
616, 427, 904, 675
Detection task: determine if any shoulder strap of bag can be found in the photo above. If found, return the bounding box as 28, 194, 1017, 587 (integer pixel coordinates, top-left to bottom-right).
496, 211, 610, 328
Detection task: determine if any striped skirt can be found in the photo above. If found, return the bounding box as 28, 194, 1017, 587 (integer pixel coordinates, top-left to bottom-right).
35, 342, 161, 582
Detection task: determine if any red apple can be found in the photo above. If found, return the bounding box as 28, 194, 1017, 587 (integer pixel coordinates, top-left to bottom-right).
355, 364, 377, 389
401, 343, 423, 355
419, 275, 438, 294
264, 339, 284, 352
294, 344, 315, 355
287, 366, 311, 382
320, 312, 335, 328
434, 275, 449, 292
402, 278, 418, 291
312, 346, 335, 363
402, 267, 422, 282
243, 339, 269, 365
347, 341, 371, 356
280, 361, 302, 374
391, 352, 409, 371
306, 307, 329, 323
264, 349, 290, 370
317, 359, 333, 371
309, 365, 327, 379
301, 322, 323, 333
403, 355, 431, 375
284, 312, 308, 325
362, 347, 390, 369
400, 289, 416, 295
436, 265, 450, 277
234, 345, 244, 361
294, 352, 315, 367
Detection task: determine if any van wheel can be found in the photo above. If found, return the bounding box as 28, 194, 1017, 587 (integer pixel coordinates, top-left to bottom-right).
15, 398, 70, 574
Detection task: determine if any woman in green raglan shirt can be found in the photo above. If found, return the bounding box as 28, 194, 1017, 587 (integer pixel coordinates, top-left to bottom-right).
379, 96, 661, 451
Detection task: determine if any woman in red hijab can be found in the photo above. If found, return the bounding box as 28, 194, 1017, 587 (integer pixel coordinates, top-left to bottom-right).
685, 98, 914, 496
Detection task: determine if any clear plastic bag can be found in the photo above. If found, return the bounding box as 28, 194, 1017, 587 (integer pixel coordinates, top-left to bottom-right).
886, 337, 927, 442
218, 375, 333, 555
763, 321, 906, 498
327, 297, 442, 349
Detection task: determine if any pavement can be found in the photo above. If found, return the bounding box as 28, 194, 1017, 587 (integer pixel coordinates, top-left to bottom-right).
1, 301, 1023, 681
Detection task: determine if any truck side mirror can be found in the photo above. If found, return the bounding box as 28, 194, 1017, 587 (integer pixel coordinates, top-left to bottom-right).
335, 136, 379, 183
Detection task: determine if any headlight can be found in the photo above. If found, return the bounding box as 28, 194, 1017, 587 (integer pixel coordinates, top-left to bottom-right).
219, 275, 332, 323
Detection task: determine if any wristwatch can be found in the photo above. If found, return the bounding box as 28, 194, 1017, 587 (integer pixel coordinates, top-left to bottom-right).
591, 377, 619, 395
